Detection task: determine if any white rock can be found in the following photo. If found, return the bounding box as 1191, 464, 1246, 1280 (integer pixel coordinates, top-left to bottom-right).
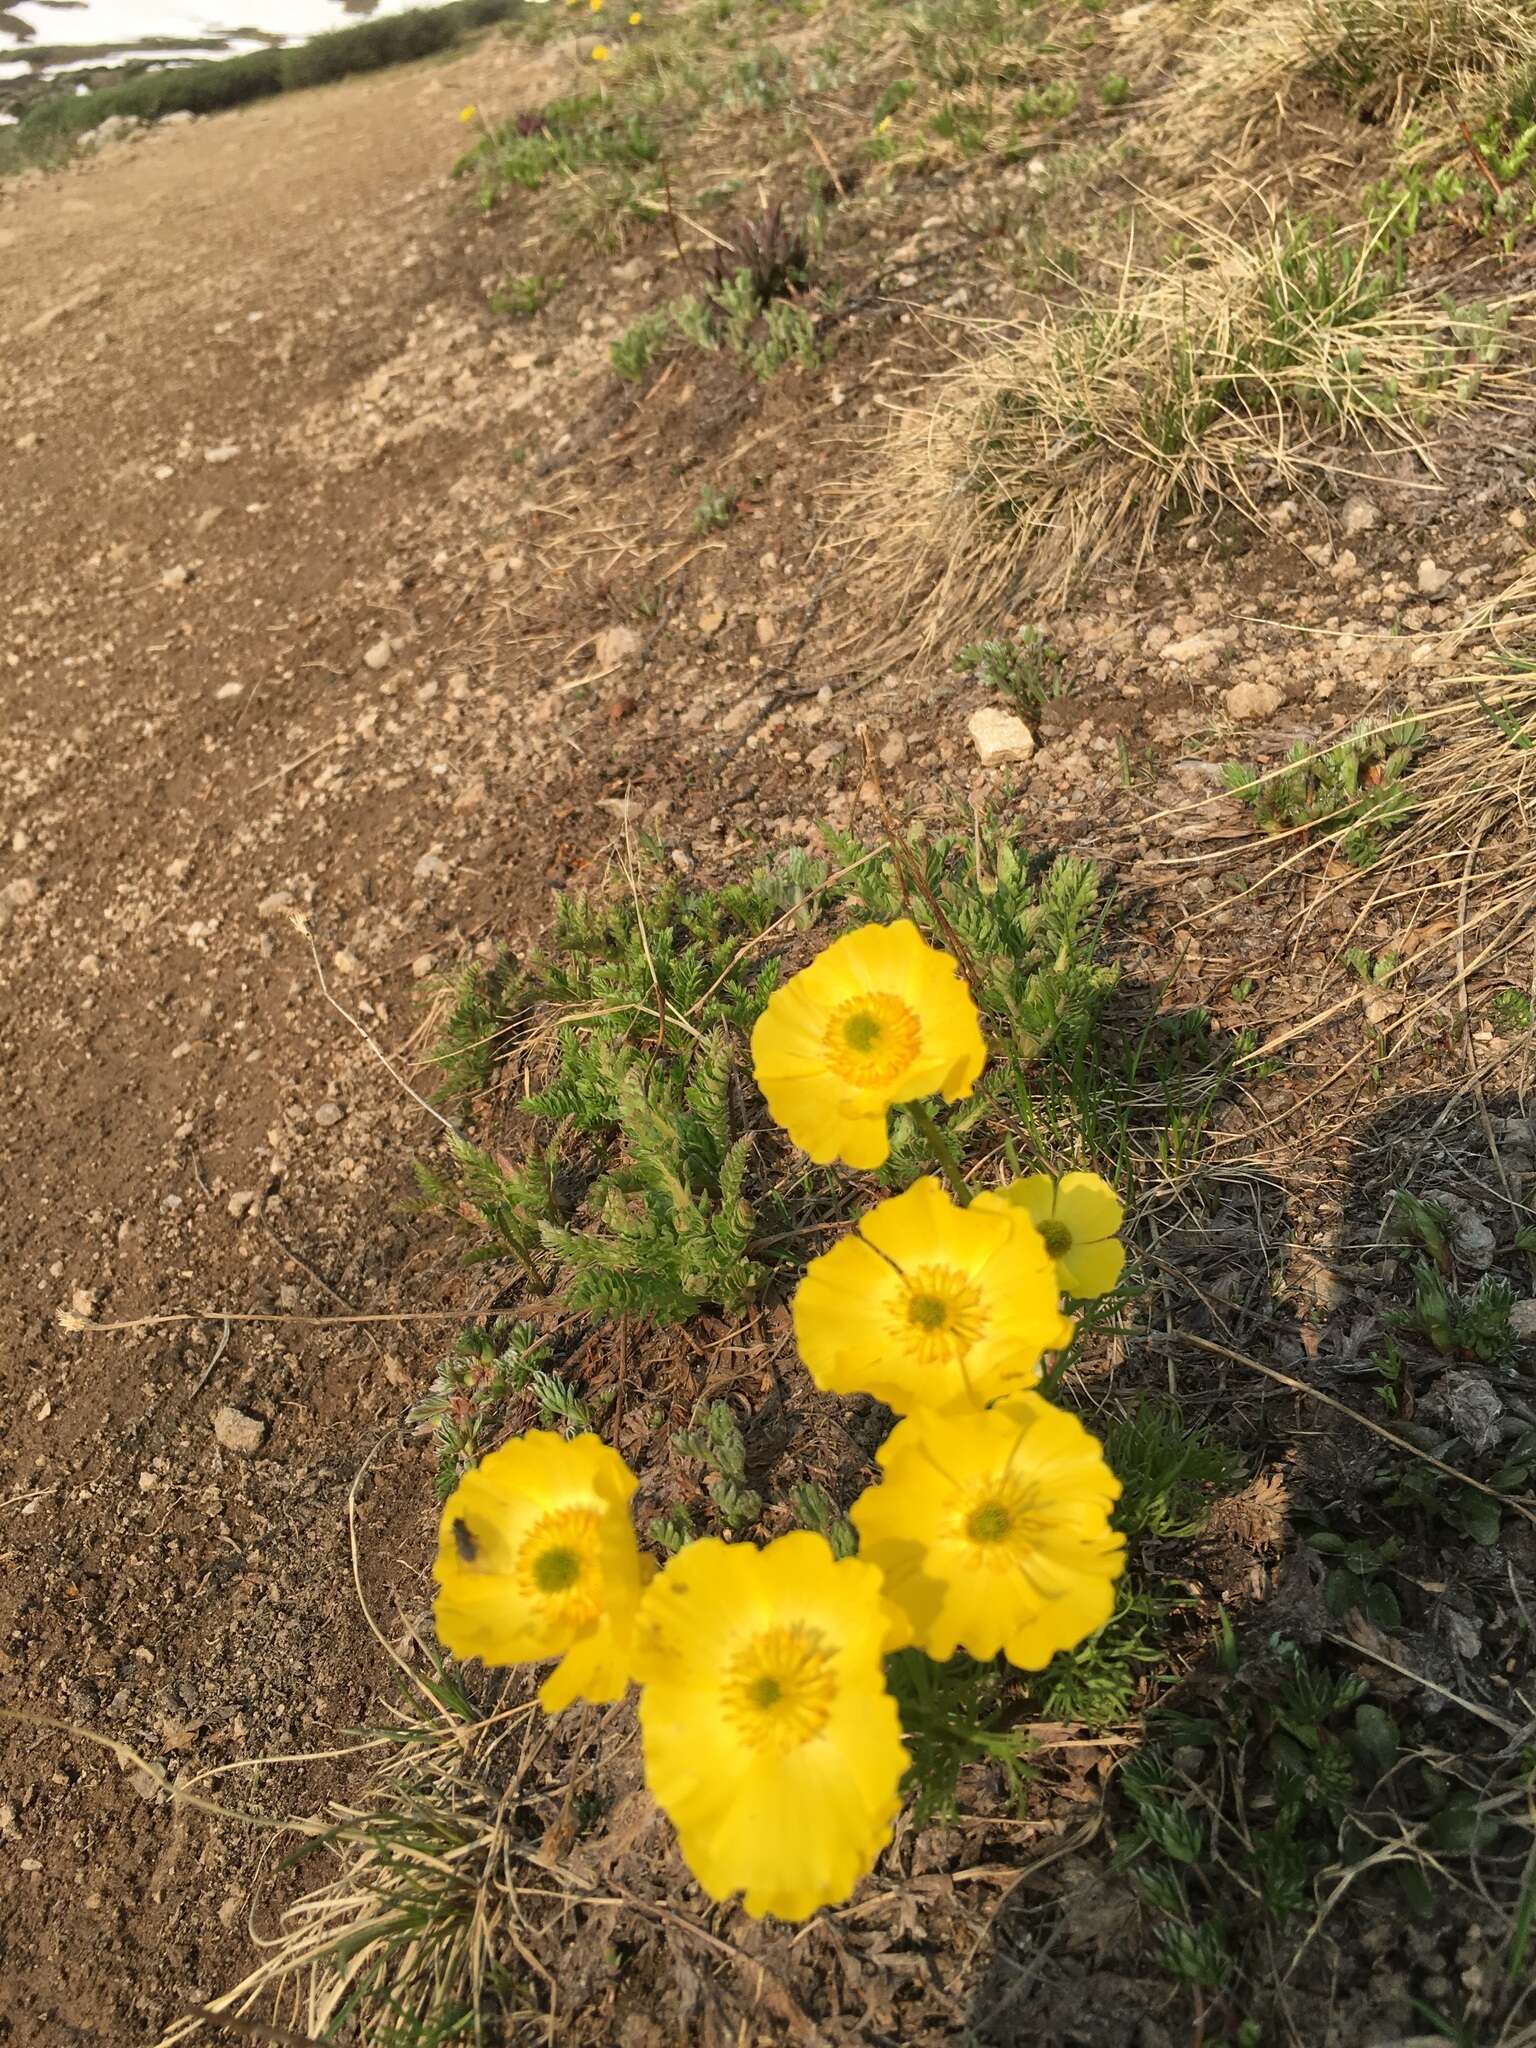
363, 637, 393, 671
1509, 1299, 1536, 1341
213, 1405, 266, 1455
1223, 680, 1283, 722
257, 890, 295, 919
1417, 557, 1454, 597
410, 952, 436, 979
161, 564, 191, 588
1330, 549, 1361, 584
967, 707, 1036, 766
204, 444, 240, 465
594, 625, 642, 668
696, 601, 726, 638
226, 1190, 259, 1220
214, 682, 242, 701
1341, 492, 1380, 535
1160, 631, 1225, 664
314, 1101, 345, 1127
1304, 540, 1334, 568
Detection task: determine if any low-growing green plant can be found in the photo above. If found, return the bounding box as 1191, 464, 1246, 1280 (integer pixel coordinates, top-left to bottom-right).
1393, 1259, 1518, 1365
489, 271, 564, 317
458, 91, 660, 211
672, 1399, 763, 1530
692, 481, 736, 532
1223, 716, 1426, 866
955, 627, 1069, 715
611, 308, 674, 381
417, 824, 1123, 1325
411, 1320, 595, 1496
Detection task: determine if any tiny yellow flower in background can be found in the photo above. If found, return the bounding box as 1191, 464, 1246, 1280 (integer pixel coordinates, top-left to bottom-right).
794, 1176, 1073, 1414
750, 919, 986, 1170
590, 0, 604, 12
433, 1432, 652, 1712
628, 8, 642, 20
851, 1395, 1125, 1668
875, 113, 892, 132
590, 40, 610, 56
979, 1170, 1125, 1300
458, 104, 476, 124
633, 1532, 908, 1920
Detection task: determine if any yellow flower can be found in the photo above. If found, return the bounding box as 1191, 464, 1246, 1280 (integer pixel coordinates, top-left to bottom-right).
433, 1432, 652, 1713
793, 1176, 1073, 1414
633, 1533, 907, 1919
750, 919, 986, 1170
458, 104, 476, 123
628, 8, 642, 19
850, 1395, 1125, 1667
978, 1171, 1125, 1300
875, 113, 892, 132
590, 0, 604, 12
590, 40, 610, 56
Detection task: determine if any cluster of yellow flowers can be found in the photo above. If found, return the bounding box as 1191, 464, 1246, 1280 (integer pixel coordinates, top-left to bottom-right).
434, 920, 1127, 1921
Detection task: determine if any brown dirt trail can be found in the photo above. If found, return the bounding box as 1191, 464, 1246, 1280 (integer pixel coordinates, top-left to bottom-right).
0, 43, 577, 2044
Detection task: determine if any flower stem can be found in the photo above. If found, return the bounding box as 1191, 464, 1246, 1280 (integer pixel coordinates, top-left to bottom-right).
908, 1102, 970, 1206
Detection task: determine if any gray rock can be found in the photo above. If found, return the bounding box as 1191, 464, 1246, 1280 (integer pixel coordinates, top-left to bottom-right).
1421, 1370, 1502, 1453
213, 1405, 266, 1455
362, 637, 393, 671
1509, 1298, 1536, 1342
1341, 492, 1381, 535
1425, 1188, 1496, 1271
314, 1101, 345, 1127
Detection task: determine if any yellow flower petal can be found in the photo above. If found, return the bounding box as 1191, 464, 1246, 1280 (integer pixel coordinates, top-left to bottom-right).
590, 41, 609, 57
850, 1396, 1124, 1669
795, 1178, 1072, 1414
634, 1534, 907, 1920
1055, 1170, 1124, 1245
1058, 1234, 1126, 1300
986, 1170, 1125, 1300
750, 920, 986, 1168
434, 1432, 648, 1706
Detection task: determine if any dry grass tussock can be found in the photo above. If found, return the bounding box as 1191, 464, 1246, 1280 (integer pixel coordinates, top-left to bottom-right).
1142, 0, 1536, 168
857, 214, 1520, 634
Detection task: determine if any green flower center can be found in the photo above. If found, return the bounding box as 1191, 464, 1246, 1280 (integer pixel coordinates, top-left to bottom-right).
517, 1505, 605, 1625
1039, 1219, 1072, 1257
843, 1012, 884, 1053
724, 1624, 837, 1757
966, 1501, 1013, 1543
908, 1293, 950, 1331
532, 1545, 581, 1593
824, 992, 921, 1087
